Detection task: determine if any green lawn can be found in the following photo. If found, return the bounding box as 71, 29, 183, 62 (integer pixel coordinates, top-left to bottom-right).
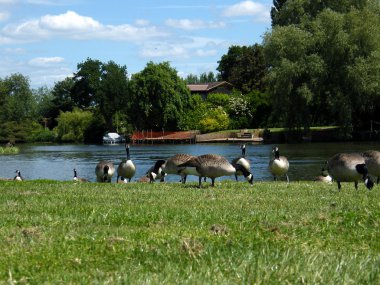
0, 180, 379, 284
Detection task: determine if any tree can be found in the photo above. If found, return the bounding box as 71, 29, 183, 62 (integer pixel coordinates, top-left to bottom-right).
0, 73, 36, 123
71, 59, 130, 131
199, 107, 230, 133
271, 0, 288, 26
71, 58, 102, 109
129, 61, 190, 130
96, 61, 129, 131
264, 1, 380, 132
178, 95, 208, 131
185, 72, 217, 84
217, 44, 267, 93
54, 108, 93, 142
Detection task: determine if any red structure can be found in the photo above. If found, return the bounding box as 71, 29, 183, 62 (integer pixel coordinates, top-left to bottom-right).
131, 130, 198, 144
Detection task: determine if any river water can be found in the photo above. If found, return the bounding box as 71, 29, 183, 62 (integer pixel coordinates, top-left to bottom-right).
1, 142, 379, 183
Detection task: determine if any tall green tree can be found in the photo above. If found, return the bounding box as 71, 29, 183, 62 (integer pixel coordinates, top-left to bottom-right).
0, 73, 36, 123
217, 44, 267, 93
264, 0, 380, 132
129, 61, 190, 130
71, 58, 102, 109
96, 61, 129, 131
271, 0, 288, 26
71, 58, 130, 131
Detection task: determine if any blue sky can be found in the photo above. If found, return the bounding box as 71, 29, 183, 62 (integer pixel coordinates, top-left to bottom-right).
0, 0, 272, 88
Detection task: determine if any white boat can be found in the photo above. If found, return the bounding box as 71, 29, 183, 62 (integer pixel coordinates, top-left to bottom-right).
103, 132, 125, 144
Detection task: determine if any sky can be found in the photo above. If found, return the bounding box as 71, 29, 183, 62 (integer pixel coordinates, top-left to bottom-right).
0, 0, 273, 88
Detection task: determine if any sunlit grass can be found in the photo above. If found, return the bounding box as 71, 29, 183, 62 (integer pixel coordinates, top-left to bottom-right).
0, 180, 379, 284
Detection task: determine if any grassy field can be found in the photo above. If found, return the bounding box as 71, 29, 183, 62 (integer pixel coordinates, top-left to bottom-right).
0, 180, 379, 284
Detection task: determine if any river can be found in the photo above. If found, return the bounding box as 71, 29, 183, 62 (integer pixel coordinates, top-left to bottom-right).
1, 142, 379, 183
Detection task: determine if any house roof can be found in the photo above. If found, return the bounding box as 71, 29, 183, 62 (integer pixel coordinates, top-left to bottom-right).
187, 81, 233, 92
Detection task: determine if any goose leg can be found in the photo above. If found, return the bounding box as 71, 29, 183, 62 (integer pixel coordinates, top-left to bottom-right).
354, 181, 358, 190
198, 176, 202, 188
234, 174, 238, 181
337, 181, 341, 191
286, 174, 289, 183
211, 178, 215, 187
116, 175, 119, 182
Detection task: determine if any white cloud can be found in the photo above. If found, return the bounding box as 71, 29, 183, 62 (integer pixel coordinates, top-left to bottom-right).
195, 49, 218, 57
222, 1, 270, 22
165, 19, 225, 30
0, 11, 10, 21
135, 19, 150, 26
40, 10, 101, 31
29, 56, 65, 66
1, 10, 168, 43
139, 36, 225, 59
0, 0, 16, 4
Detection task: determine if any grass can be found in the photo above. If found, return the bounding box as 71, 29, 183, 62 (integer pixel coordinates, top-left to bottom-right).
0, 180, 379, 284
0, 146, 19, 155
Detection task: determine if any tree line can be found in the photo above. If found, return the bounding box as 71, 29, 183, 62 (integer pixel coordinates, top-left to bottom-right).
0, 0, 379, 143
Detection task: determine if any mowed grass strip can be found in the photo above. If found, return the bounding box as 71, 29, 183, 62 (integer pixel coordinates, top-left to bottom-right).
0, 180, 379, 284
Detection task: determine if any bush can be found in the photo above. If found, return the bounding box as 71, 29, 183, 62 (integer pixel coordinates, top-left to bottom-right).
54, 108, 93, 143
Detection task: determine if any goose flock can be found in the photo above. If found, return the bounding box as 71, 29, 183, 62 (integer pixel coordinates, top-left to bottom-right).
3, 143, 380, 191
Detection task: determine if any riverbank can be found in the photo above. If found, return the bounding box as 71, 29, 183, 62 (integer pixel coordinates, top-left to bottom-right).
0, 180, 378, 284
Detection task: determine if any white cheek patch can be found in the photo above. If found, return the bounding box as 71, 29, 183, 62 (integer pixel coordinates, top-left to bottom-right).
246, 174, 253, 181
151, 172, 157, 180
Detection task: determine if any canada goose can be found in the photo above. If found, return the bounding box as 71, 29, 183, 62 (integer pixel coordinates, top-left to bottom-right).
117, 144, 136, 182
241, 144, 246, 157
14, 170, 23, 181
179, 154, 253, 188
162, 154, 198, 183
327, 153, 374, 190
362, 150, 380, 184
95, 161, 115, 182
269, 146, 289, 182
314, 167, 332, 183
147, 159, 166, 183
137, 175, 151, 183
73, 168, 89, 182
231, 144, 251, 181
117, 176, 128, 183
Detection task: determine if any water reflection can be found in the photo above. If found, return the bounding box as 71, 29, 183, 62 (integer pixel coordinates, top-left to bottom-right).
0, 142, 379, 183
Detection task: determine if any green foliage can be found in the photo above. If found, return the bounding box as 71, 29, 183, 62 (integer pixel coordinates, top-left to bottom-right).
264, 1, 380, 131
54, 108, 93, 142
217, 44, 267, 93
71, 59, 130, 131
29, 128, 56, 142
0, 121, 45, 142
199, 106, 230, 133
129, 61, 190, 130
71, 58, 102, 109
0, 73, 37, 124
226, 94, 253, 129
206, 93, 230, 108
185, 72, 217, 84
83, 110, 107, 144
246, 90, 272, 127
178, 95, 207, 131
0, 181, 379, 283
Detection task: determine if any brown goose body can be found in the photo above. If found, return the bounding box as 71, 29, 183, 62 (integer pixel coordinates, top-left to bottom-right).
327, 153, 373, 190
95, 161, 115, 183
162, 154, 198, 183
179, 154, 253, 187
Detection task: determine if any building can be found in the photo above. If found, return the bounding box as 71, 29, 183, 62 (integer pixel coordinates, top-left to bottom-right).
187, 81, 233, 100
